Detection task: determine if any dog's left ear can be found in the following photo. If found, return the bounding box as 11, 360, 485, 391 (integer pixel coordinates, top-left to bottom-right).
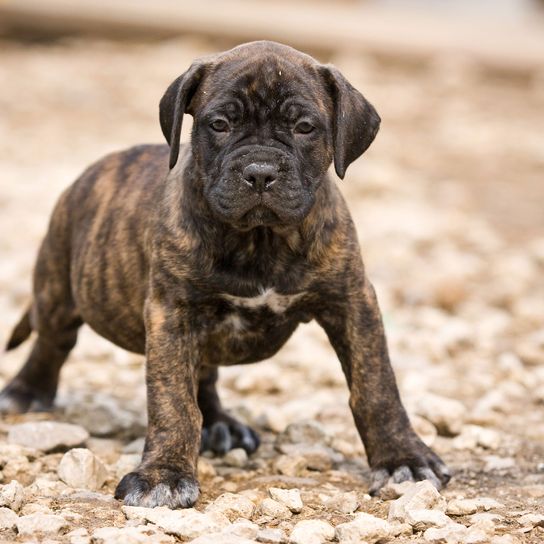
159, 60, 209, 169
319, 65, 381, 179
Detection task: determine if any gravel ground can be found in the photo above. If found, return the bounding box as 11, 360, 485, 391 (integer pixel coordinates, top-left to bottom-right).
0, 37, 543, 543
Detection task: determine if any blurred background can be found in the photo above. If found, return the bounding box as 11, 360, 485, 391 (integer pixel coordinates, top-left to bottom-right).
0, 0, 543, 539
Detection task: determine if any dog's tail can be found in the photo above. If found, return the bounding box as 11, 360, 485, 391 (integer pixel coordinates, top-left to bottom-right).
5, 307, 32, 351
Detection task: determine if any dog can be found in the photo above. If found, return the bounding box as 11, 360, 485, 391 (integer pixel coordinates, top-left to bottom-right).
1, 41, 450, 508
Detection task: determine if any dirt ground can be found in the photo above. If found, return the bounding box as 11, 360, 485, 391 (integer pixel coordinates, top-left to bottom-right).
0, 37, 543, 543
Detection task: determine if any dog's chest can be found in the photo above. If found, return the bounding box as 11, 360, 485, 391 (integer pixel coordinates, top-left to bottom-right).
221, 288, 305, 315
203, 288, 306, 365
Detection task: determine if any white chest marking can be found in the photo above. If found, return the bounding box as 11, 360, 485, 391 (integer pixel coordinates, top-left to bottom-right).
222, 288, 305, 314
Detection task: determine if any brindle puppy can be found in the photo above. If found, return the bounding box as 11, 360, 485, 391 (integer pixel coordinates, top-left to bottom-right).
1, 41, 450, 508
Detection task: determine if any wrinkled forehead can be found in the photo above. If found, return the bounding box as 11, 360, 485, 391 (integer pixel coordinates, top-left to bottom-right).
195, 54, 329, 115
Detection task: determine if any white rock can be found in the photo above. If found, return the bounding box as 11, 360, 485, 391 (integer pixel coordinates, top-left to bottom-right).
258, 498, 292, 520
189, 534, 257, 544
388, 481, 447, 523
518, 513, 544, 528
93, 525, 175, 543
16, 513, 69, 536
278, 420, 330, 446
452, 425, 501, 450
490, 537, 520, 544
123, 506, 230, 539
447, 499, 479, 516
197, 457, 217, 478
423, 522, 468, 543
290, 519, 335, 544
67, 527, 90, 544
484, 456, 516, 472
0, 479, 24, 511
412, 415, 438, 446
324, 491, 359, 514
416, 394, 467, 436
335, 512, 391, 544
274, 455, 308, 476
204, 492, 255, 520
57, 448, 108, 490
257, 527, 286, 543
8, 422, 89, 452
223, 448, 248, 468
269, 487, 303, 513
0, 506, 18, 530
223, 518, 259, 539
405, 508, 453, 530
473, 497, 504, 511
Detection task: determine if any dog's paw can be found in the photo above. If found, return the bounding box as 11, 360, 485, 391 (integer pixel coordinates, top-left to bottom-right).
368, 441, 451, 495
115, 467, 200, 508
201, 418, 260, 456
0, 381, 54, 414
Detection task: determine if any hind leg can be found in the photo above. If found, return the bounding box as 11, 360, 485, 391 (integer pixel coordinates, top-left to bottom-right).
198, 366, 260, 455
1, 225, 82, 413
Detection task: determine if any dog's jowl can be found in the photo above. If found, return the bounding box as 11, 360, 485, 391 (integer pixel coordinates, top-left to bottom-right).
1, 41, 450, 508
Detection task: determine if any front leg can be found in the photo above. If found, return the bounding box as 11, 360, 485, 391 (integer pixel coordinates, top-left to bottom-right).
115, 296, 201, 508
317, 271, 451, 495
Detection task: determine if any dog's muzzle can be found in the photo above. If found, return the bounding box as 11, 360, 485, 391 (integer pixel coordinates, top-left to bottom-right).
206, 146, 313, 228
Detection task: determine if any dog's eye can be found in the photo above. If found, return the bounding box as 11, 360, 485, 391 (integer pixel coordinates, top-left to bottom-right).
210, 119, 230, 132
294, 121, 315, 134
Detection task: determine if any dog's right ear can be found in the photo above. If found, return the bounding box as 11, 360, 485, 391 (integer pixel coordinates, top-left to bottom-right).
159, 60, 209, 169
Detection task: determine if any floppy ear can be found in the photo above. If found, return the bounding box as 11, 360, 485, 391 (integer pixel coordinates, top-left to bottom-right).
319, 65, 381, 179
159, 61, 209, 169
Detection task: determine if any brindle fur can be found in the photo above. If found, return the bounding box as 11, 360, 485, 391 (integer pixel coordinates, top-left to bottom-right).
1, 41, 450, 507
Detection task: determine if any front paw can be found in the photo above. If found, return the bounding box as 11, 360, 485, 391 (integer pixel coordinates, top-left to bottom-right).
115, 466, 200, 508
368, 437, 451, 496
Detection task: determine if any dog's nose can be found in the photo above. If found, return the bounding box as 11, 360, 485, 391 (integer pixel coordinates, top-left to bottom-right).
242, 163, 278, 192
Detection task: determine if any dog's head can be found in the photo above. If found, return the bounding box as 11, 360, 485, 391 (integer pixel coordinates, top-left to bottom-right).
160, 41, 380, 229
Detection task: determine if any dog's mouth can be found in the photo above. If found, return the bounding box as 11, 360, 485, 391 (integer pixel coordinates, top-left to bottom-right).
238, 205, 280, 228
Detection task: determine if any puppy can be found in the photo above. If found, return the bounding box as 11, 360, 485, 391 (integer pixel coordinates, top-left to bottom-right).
1, 41, 450, 508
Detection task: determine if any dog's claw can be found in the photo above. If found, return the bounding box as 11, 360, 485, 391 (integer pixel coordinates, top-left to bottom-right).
200, 418, 260, 456
368, 439, 451, 495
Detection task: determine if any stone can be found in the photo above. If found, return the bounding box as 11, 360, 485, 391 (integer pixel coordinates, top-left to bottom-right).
197, 457, 217, 478
423, 522, 468, 543
8, 422, 89, 452
16, 513, 69, 536
274, 455, 308, 476
67, 527, 90, 544
57, 448, 108, 490
388, 481, 447, 523
205, 492, 255, 520
452, 425, 501, 450
379, 480, 415, 500
411, 415, 438, 446
257, 498, 292, 520
415, 393, 467, 436
223, 448, 249, 468
483, 456, 516, 472
324, 491, 359, 514
518, 513, 544, 528
335, 512, 391, 544
405, 509, 453, 530
92, 525, 175, 543
269, 487, 303, 513
258, 527, 286, 543
447, 499, 479, 516
277, 420, 330, 447
290, 519, 335, 544
0, 479, 24, 511
189, 534, 257, 544
0, 506, 19, 530
123, 506, 230, 539
276, 444, 337, 471
223, 518, 259, 539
